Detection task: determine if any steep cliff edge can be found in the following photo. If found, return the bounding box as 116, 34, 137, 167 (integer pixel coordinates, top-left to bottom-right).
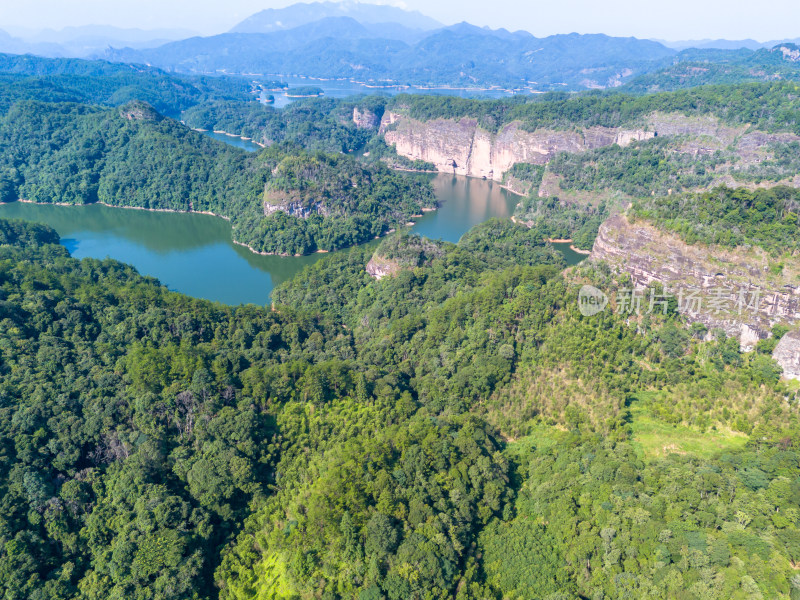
380, 110, 800, 188
589, 213, 800, 349
772, 330, 800, 379
379, 111, 654, 180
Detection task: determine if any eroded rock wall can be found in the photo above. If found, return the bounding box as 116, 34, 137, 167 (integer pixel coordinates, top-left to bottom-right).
379, 111, 654, 180
590, 214, 800, 350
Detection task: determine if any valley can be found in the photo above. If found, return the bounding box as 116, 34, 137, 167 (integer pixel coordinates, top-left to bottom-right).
0, 172, 566, 304
1, 5, 800, 600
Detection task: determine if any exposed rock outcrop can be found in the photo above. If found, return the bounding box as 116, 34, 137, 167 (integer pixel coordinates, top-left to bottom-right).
119, 101, 162, 122
380, 111, 654, 181
590, 214, 800, 349
353, 107, 381, 129
365, 233, 446, 280
773, 44, 800, 62
773, 330, 800, 379
380, 110, 800, 185
263, 188, 326, 219
365, 255, 402, 280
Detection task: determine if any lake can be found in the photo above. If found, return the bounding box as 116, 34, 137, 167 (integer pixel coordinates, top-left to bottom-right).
0, 175, 584, 306
203, 131, 264, 151
266, 77, 524, 109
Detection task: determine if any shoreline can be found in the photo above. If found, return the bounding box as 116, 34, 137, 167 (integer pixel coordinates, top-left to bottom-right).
10, 198, 301, 258
544, 237, 591, 255
258, 74, 533, 94
386, 163, 527, 197
12, 198, 233, 222
231, 239, 303, 257
6, 199, 428, 259
194, 128, 267, 148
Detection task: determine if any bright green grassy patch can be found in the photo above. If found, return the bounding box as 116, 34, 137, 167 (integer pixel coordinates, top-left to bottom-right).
628, 404, 749, 460
503, 423, 571, 459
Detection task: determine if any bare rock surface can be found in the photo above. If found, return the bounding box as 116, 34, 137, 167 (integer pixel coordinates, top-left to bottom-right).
379, 111, 653, 181
590, 214, 800, 349
773, 330, 800, 379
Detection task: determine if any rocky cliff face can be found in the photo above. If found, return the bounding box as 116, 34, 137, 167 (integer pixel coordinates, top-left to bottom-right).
119, 101, 162, 122
590, 214, 800, 350
772, 330, 800, 379
774, 44, 800, 62
380, 110, 800, 185
353, 107, 380, 129
263, 188, 326, 219
379, 111, 659, 180
380, 111, 654, 181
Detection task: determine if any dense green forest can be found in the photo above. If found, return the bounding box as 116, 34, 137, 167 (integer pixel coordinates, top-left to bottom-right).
181, 97, 435, 171
182, 97, 384, 153
3, 52, 800, 600
0, 97, 434, 255
386, 82, 800, 133
546, 137, 728, 198
514, 196, 610, 251
0, 53, 255, 116
624, 45, 800, 93
1, 217, 799, 599
630, 185, 800, 254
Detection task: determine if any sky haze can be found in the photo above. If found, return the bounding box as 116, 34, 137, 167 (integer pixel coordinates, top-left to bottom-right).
0, 0, 797, 42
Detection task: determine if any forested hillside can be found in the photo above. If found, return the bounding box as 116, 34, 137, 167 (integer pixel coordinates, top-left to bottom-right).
1, 218, 798, 600
0, 53, 254, 116
624, 44, 800, 92
2, 50, 800, 600
0, 97, 434, 255
385, 82, 800, 133
182, 96, 385, 154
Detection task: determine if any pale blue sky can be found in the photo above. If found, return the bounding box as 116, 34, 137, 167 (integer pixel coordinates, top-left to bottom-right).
1, 0, 798, 41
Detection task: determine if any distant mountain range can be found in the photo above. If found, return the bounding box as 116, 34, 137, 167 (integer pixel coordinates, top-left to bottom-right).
657, 37, 800, 51
0, 25, 198, 58
4, 1, 800, 92
230, 1, 441, 34
624, 43, 800, 92
101, 15, 676, 90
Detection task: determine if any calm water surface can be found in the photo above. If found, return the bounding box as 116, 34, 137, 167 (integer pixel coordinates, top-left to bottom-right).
267, 77, 522, 109
0, 176, 583, 305
0, 202, 320, 305
203, 131, 262, 152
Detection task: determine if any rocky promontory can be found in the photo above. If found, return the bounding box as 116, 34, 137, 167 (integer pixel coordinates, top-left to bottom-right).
590, 213, 800, 350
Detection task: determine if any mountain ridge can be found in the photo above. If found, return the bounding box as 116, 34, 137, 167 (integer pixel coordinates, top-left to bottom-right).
229, 0, 441, 33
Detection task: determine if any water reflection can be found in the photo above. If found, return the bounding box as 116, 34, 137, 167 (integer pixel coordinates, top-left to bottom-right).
0, 173, 583, 305
412, 175, 518, 242
0, 202, 322, 305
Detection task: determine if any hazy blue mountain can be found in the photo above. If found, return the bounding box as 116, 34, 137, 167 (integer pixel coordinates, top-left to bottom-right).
624, 43, 800, 92
0, 29, 65, 57
657, 38, 765, 51
26, 25, 198, 45
658, 37, 800, 51
359, 22, 433, 44
230, 0, 441, 33
102, 18, 676, 90
0, 25, 200, 58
